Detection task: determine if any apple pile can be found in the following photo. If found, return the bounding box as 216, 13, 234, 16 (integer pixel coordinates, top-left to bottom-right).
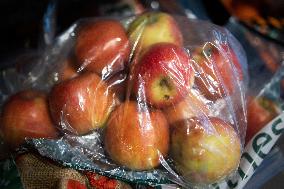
0, 12, 245, 185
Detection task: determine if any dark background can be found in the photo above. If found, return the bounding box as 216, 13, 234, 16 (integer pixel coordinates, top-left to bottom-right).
0, 0, 234, 67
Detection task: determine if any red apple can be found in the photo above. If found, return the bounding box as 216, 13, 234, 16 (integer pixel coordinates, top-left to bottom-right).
132, 43, 194, 108
75, 20, 130, 77
192, 43, 243, 100
245, 96, 279, 143
104, 101, 169, 170
163, 91, 209, 125
1, 90, 58, 148
128, 12, 183, 54
170, 117, 241, 184
49, 72, 119, 135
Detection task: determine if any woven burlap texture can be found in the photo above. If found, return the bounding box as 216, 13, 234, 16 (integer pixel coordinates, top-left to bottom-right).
16, 153, 86, 189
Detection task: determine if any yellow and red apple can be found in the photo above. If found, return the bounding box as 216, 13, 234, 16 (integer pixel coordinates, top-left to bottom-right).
104, 101, 169, 170
49, 72, 119, 135
132, 42, 194, 108
1, 90, 59, 148
170, 117, 241, 184
192, 43, 243, 100
128, 12, 183, 55
75, 20, 130, 77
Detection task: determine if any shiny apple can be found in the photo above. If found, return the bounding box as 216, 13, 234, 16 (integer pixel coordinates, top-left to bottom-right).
170, 117, 241, 184
49, 72, 119, 135
128, 12, 183, 54
132, 43, 194, 108
104, 101, 169, 170
1, 90, 58, 148
75, 20, 130, 78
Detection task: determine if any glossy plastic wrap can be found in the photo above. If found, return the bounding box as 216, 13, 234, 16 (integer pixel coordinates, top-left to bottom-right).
0, 12, 248, 187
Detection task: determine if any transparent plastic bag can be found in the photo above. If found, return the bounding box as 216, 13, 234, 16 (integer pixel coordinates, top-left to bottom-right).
0, 12, 248, 187
213, 62, 284, 189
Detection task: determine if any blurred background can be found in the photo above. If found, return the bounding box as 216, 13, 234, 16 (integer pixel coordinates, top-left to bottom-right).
0, 0, 283, 66
0, 0, 283, 188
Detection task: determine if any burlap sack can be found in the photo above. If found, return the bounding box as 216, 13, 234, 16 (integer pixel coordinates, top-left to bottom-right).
15, 153, 132, 189
16, 153, 86, 189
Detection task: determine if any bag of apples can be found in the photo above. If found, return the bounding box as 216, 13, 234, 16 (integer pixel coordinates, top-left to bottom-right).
0, 12, 248, 187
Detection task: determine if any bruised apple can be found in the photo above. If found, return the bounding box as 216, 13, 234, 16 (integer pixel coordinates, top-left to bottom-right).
1, 90, 58, 148
132, 43, 194, 108
246, 96, 279, 143
49, 72, 119, 135
192, 43, 243, 100
163, 91, 209, 125
75, 20, 130, 77
104, 101, 169, 170
128, 12, 183, 53
170, 117, 241, 184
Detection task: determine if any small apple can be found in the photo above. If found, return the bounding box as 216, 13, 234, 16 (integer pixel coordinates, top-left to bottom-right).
163, 91, 209, 125
192, 43, 243, 100
170, 117, 241, 184
1, 90, 58, 148
246, 96, 279, 143
132, 43, 194, 108
75, 20, 130, 77
128, 12, 183, 54
49, 72, 119, 135
104, 101, 169, 170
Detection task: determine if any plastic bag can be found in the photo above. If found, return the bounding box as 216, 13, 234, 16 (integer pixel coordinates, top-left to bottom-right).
214, 63, 284, 189
0, 12, 248, 188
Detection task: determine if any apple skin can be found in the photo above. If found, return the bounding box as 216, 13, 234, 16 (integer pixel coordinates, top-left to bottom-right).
104, 101, 169, 170
245, 96, 279, 144
58, 57, 78, 82
75, 20, 130, 77
132, 43, 194, 108
49, 72, 119, 135
1, 90, 58, 148
105, 71, 127, 102
128, 12, 183, 54
170, 117, 241, 184
192, 43, 243, 101
163, 91, 209, 125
